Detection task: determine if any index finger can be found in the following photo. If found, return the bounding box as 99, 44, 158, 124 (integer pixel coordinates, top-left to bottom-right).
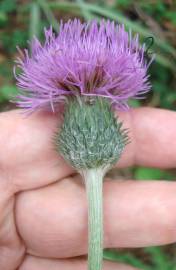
117, 107, 176, 168
0, 108, 175, 192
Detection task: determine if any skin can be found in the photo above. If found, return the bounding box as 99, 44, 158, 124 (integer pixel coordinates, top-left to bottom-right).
0, 107, 176, 270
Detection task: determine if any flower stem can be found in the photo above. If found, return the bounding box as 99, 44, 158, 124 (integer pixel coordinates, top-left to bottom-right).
81, 168, 105, 270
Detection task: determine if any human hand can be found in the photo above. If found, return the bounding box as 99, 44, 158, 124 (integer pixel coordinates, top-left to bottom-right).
0, 108, 176, 270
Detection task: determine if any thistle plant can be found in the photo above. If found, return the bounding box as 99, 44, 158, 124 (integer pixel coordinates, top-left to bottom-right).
14, 19, 152, 270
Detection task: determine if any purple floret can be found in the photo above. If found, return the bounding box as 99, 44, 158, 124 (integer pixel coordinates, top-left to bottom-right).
15, 19, 153, 112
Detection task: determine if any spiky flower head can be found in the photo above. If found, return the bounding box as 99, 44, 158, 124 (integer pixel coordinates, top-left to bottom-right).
56, 97, 129, 170
15, 19, 152, 113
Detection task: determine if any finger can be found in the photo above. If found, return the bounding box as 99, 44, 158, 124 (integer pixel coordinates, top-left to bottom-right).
15, 177, 176, 258
19, 255, 138, 270
0, 185, 25, 270
116, 107, 176, 168
0, 110, 73, 192
1, 108, 176, 192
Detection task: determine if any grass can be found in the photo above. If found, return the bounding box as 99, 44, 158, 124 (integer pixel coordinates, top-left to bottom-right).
104, 246, 176, 270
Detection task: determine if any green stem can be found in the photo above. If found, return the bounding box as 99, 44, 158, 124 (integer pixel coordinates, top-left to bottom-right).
81, 168, 106, 270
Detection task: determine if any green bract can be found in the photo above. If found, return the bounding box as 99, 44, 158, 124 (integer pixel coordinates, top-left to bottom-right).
56, 97, 129, 170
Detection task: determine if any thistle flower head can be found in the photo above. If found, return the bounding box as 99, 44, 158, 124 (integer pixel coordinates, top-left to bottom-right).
57, 97, 129, 170
15, 19, 152, 113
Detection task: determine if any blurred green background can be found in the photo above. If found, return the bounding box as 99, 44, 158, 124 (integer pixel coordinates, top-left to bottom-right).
0, 0, 176, 269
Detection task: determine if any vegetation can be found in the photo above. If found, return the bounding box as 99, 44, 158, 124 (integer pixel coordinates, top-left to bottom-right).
0, 0, 175, 269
